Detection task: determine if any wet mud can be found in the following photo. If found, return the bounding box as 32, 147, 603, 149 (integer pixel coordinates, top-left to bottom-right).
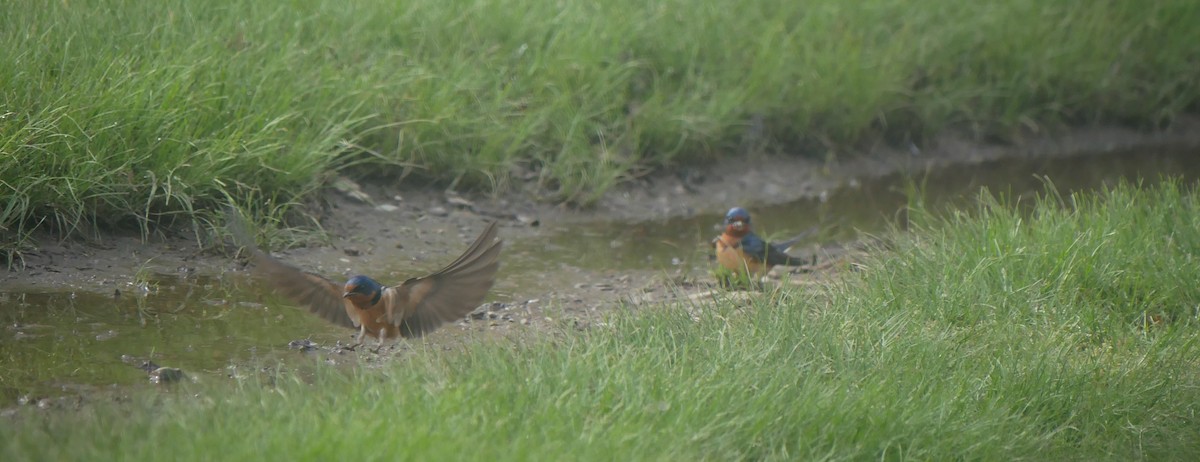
2, 120, 1199, 410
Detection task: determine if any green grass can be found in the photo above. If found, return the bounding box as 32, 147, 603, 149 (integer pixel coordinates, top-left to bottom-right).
4, 180, 1199, 460
3, 0, 1199, 259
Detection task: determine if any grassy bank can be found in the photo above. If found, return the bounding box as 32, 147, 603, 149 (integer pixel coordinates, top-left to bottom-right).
4, 181, 1199, 459
3, 0, 1199, 256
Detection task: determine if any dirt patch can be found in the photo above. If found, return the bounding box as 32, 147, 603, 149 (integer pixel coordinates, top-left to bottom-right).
2, 121, 1199, 417
4, 120, 1200, 325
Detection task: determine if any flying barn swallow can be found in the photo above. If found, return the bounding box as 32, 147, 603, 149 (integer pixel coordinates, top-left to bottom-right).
229, 214, 502, 350
712, 207, 811, 282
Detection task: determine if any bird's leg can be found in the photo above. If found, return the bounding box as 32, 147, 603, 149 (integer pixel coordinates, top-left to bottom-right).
371, 330, 388, 354
345, 326, 367, 351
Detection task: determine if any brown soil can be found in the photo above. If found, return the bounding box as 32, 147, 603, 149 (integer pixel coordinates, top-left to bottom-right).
4, 119, 1200, 339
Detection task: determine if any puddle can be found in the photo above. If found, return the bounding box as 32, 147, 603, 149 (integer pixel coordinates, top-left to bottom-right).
1, 147, 1197, 406
0, 275, 345, 404
509, 148, 1200, 276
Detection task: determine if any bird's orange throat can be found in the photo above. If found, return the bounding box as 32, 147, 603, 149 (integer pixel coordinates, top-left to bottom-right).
716, 233, 742, 249
345, 292, 381, 310
724, 223, 750, 238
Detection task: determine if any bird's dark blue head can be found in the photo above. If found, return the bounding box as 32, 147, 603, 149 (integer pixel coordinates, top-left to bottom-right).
724, 207, 751, 225
724, 207, 752, 236
343, 275, 383, 306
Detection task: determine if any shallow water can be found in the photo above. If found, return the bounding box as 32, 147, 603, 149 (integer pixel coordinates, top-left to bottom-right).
509, 148, 1200, 276
0, 275, 344, 404
2, 148, 1198, 405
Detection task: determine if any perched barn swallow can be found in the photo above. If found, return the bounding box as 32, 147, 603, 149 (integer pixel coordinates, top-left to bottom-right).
229, 213, 502, 349
712, 207, 811, 280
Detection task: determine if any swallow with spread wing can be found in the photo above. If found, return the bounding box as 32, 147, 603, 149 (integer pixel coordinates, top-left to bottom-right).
230, 214, 502, 350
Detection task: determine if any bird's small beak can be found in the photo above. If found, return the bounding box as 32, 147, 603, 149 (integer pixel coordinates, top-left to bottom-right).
342, 291, 352, 298
732, 221, 745, 230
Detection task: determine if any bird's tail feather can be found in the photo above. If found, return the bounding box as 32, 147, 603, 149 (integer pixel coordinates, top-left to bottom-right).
773, 226, 820, 251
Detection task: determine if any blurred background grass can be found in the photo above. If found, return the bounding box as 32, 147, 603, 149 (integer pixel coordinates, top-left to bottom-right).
2, 0, 1197, 258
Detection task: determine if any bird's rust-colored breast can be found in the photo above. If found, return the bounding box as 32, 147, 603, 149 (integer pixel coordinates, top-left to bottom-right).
344, 292, 399, 340
714, 234, 765, 276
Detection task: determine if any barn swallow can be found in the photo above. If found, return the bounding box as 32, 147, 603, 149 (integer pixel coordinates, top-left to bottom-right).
712, 207, 811, 281
229, 213, 502, 350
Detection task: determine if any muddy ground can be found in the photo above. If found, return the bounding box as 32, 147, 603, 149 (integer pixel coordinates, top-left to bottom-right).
4, 119, 1200, 342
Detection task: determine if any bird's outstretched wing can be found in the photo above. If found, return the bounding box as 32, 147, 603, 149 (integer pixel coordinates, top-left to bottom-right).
227, 211, 356, 328
391, 221, 503, 338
